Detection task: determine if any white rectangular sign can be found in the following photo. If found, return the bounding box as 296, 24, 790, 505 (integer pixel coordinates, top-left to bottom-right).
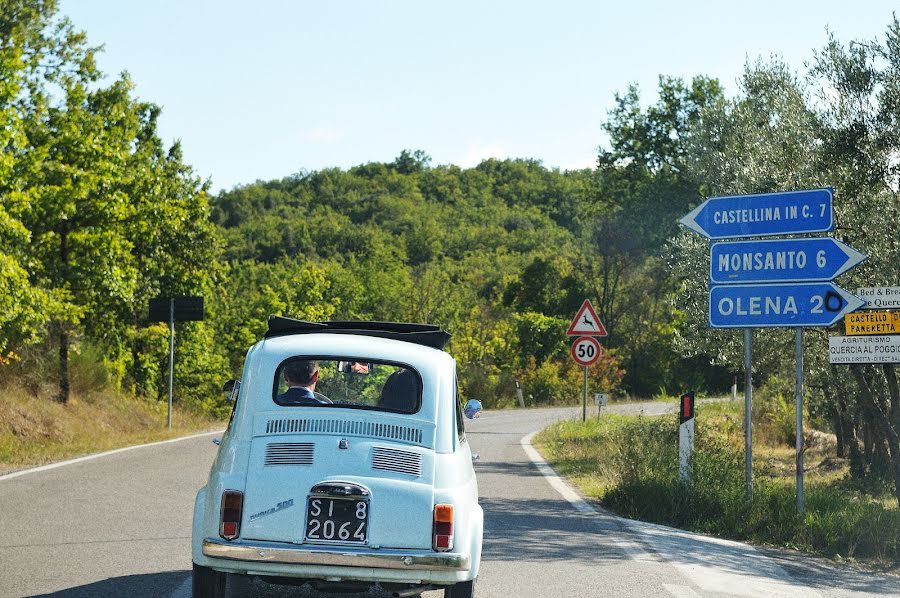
829, 335, 900, 364
856, 286, 900, 309
594, 393, 608, 406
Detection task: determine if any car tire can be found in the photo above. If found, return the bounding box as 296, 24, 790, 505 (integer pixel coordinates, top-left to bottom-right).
445, 578, 475, 598
192, 562, 226, 598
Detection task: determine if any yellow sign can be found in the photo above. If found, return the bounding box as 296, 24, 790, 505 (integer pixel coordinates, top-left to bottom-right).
845, 311, 900, 335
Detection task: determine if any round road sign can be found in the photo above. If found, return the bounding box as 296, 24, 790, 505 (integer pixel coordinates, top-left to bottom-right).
571, 336, 601, 366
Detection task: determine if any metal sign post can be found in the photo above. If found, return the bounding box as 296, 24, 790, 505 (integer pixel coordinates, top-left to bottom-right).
515, 379, 525, 408
595, 393, 608, 419
149, 296, 205, 430
168, 299, 175, 429
795, 327, 804, 513
570, 336, 601, 422
744, 328, 753, 502
583, 366, 588, 423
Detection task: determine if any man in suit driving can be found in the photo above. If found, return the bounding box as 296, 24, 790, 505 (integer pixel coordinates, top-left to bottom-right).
277, 359, 328, 404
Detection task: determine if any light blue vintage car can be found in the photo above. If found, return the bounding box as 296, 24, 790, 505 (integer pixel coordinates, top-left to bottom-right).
192, 318, 483, 598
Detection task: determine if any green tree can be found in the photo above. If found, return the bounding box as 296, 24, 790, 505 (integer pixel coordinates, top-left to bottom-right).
669, 20, 900, 505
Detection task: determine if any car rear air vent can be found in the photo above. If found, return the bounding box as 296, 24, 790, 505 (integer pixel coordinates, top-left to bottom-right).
371, 446, 422, 477
265, 418, 423, 445
264, 442, 314, 466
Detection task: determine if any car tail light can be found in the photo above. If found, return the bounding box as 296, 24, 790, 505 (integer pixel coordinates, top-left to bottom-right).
433, 504, 453, 551
220, 490, 243, 540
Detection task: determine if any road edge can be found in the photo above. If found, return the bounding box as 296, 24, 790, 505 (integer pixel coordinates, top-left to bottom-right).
0, 429, 225, 482
520, 430, 653, 561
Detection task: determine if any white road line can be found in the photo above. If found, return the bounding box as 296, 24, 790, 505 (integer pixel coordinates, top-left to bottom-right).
0, 429, 224, 482
663, 584, 702, 598
521, 430, 825, 598
519, 431, 653, 561
622, 518, 824, 598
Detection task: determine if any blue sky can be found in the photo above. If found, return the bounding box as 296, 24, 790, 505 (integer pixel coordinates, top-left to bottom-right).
59, 1, 898, 192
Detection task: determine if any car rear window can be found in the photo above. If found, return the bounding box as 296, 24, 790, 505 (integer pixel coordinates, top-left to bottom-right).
272, 358, 422, 414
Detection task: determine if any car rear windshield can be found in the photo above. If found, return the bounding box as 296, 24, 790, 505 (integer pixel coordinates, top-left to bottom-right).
272, 358, 422, 414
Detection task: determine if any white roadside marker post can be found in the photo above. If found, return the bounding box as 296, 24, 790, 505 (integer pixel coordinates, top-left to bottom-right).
679, 392, 695, 484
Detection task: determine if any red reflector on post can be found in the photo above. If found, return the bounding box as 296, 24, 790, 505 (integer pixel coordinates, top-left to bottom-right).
679, 391, 695, 424
220, 490, 243, 540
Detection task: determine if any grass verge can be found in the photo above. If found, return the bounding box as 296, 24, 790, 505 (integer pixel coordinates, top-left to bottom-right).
534, 402, 900, 570
0, 385, 224, 475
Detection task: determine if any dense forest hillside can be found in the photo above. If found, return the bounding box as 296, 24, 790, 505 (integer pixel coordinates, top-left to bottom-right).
209, 154, 731, 406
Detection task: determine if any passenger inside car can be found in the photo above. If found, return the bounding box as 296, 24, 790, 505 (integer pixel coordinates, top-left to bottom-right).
377, 368, 418, 411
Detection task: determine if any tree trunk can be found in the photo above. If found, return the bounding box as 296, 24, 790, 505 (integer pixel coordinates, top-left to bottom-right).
57, 228, 71, 404
850, 364, 900, 508
57, 328, 70, 404
881, 364, 900, 509
863, 417, 874, 465
828, 388, 847, 458
833, 407, 846, 458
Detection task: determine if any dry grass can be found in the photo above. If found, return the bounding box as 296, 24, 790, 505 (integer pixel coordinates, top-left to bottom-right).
0, 384, 224, 475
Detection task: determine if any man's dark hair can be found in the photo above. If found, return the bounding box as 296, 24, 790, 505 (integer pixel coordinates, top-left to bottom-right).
283, 359, 319, 386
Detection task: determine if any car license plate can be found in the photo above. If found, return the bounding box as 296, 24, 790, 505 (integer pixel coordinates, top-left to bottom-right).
305, 497, 368, 544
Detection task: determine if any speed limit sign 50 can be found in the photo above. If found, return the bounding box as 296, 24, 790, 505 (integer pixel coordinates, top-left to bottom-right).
571, 336, 601, 366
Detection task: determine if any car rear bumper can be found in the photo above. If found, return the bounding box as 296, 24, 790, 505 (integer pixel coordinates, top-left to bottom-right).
202, 537, 470, 571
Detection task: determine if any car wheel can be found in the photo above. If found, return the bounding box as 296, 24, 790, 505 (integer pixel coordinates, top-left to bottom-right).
192, 562, 226, 598
445, 579, 475, 598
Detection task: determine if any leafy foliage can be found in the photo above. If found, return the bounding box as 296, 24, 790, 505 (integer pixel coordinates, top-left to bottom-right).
5, 1, 898, 512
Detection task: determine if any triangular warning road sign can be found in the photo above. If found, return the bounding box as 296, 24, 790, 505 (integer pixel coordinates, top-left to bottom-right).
566, 299, 608, 337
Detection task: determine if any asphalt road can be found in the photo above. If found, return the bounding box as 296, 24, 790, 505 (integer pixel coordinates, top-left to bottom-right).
1, 402, 897, 598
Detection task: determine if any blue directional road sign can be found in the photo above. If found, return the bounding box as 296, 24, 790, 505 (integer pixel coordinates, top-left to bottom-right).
680, 188, 833, 239
710, 238, 866, 285
709, 282, 865, 328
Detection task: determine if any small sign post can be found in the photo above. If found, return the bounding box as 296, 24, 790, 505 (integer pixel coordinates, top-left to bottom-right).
856, 287, 900, 310
566, 300, 608, 337
679, 188, 834, 239
829, 335, 900, 364
149, 296, 205, 429
844, 311, 900, 335
679, 392, 695, 484
710, 237, 865, 285
708, 282, 864, 328
567, 300, 608, 422
594, 392, 608, 419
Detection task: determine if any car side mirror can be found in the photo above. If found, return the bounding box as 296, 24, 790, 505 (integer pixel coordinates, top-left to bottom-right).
223, 379, 240, 402
463, 399, 483, 420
